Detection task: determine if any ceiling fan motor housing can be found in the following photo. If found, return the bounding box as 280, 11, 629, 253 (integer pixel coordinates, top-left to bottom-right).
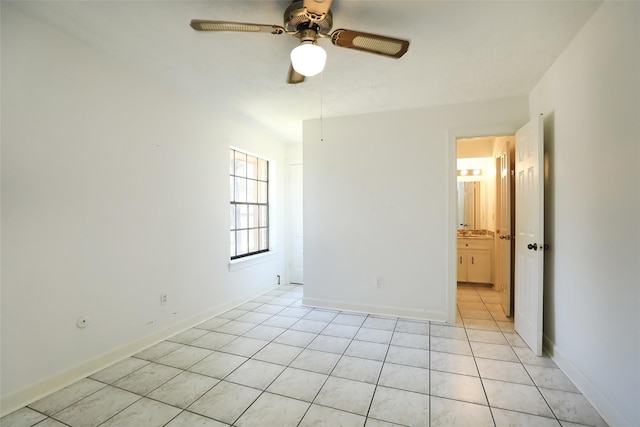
284, 0, 333, 34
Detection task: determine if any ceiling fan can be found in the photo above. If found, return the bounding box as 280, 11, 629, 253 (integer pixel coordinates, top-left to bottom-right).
190, 0, 410, 84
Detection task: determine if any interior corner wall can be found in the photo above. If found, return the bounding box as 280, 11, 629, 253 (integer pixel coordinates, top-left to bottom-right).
528, 2, 639, 425
0, 5, 286, 413
302, 97, 528, 320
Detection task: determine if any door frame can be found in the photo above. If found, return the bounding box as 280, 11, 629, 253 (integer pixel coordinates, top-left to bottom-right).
446, 124, 522, 325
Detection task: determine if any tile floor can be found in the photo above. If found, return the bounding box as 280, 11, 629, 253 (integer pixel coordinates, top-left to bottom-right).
1, 284, 608, 427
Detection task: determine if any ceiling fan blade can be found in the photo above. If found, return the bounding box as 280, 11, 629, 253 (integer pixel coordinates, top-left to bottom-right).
190, 20, 285, 35
303, 0, 333, 19
331, 29, 409, 58
287, 64, 306, 84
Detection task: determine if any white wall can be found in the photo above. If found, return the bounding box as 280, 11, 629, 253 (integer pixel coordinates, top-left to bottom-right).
529, 2, 639, 425
303, 97, 527, 320
0, 5, 287, 413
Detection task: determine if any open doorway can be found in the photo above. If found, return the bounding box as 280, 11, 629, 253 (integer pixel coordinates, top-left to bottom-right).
454, 134, 515, 322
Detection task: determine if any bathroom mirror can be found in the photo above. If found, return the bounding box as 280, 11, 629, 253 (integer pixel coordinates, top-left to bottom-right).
457, 181, 481, 230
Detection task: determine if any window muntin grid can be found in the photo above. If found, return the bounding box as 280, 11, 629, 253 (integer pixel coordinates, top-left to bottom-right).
230, 149, 269, 259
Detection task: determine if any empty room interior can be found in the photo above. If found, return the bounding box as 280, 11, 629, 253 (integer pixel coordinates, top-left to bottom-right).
1, 1, 638, 427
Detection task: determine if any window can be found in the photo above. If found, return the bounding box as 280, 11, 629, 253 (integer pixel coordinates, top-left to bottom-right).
230, 148, 269, 259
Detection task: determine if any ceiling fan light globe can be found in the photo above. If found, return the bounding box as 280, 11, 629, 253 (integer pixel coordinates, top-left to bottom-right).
290, 43, 326, 77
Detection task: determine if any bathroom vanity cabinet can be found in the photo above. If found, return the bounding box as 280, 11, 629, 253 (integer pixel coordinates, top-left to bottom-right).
457, 238, 493, 284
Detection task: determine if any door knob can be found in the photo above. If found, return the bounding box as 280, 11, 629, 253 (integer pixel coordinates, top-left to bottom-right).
499, 235, 506, 240
527, 243, 538, 250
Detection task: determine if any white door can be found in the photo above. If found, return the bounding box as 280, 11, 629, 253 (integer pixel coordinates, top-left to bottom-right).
497, 143, 513, 316
289, 164, 304, 284
515, 115, 544, 355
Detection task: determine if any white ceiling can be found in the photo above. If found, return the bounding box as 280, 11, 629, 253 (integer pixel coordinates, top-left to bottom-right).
12, 0, 602, 143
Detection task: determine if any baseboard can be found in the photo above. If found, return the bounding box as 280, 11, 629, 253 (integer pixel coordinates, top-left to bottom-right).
0, 284, 277, 417
543, 334, 633, 427
301, 297, 447, 323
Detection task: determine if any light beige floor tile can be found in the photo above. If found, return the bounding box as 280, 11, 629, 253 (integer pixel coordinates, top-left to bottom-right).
253, 342, 303, 365
483, 378, 554, 417
466, 329, 509, 345
332, 313, 367, 327
189, 351, 247, 379
492, 407, 561, 427
304, 309, 339, 322
390, 332, 429, 350
98, 397, 180, 427
315, 377, 376, 416
278, 307, 312, 318
0, 407, 47, 427
262, 315, 299, 328
235, 311, 273, 324
525, 365, 579, 392
463, 318, 500, 331
112, 362, 181, 395
290, 319, 329, 333
267, 367, 328, 402
385, 345, 430, 369
431, 336, 472, 356
355, 327, 394, 344
299, 404, 366, 427
307, 334, 351, 354
475, 357, 533, 385
165, 411, 228, 427
89, 357, 150, 383
321, 323, 360, 339
190, 332, 237, 351
430, 370, 487, 405
156, 345, 213, 369
513, 347, 558, 368
167, 328, 209, 344
430, 351, 478, 376
235, 393, 309, 427
215, 320, 256, 335
225, 359, 285, 390
188, 381, 261, 425
345, 340, 389, 361
471, 341, 519, 362
395, 320, 430, 335
274, 329, 318, 347
134, 341, 182, 362
218, 336, 269, 357
430, 396, 494, 427
368, 386, 430, 427
540, 388, 608, 427
195, 317, 230, 331
363, 316, 397, 331
147, 371, 218, 408
378, 363, 429, 394
332, 355, 383, 384
29, 378, 105, 416
430, 324, 468, 340
242, 324, 286, 341
54, 386, 140, 427
290, 349, 341, 374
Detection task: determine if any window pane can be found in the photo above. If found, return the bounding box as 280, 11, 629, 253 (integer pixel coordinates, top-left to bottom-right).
237, 204, 248, 229
258, 181, 268, 203
230, 231, 236, 257
234, 177, 246, 202
247, 179, 258, 203
246, 156, 258, 179
236, 230, 248, 255
259, 205, 268, 227
248, 229, 259, 253
260, 228, 268, 250
229, 149, 235, 175
258, 159, 268, 181
248, 205, 259, 228
230, 176, 235, 201
235, 151, 247, 177
230, 205, 236, 230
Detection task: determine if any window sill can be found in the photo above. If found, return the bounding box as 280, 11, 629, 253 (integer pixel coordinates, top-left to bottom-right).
229, 251, 277, 271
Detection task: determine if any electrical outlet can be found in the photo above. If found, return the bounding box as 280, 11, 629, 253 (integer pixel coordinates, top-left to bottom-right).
375, 277, 382, 288
160, 293, 168, 305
